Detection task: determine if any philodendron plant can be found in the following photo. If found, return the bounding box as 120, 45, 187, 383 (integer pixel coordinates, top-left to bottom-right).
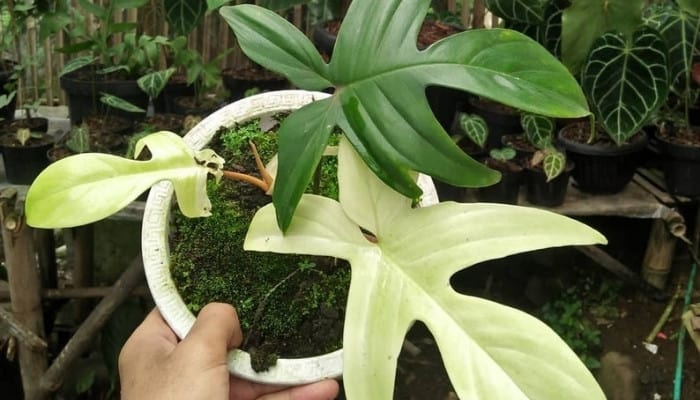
219, 0, 590, 231
25, 126, 606, 399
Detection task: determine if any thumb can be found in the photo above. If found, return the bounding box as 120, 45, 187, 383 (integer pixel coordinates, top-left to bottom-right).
180, 303, 243, 356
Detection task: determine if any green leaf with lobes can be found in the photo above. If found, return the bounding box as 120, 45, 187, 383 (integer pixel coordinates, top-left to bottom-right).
25, 132, 223, 228
245, 137, 607, 399
220, 0, 589, 231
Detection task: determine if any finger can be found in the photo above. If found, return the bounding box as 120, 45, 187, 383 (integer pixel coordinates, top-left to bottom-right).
181, 303, 242, 354
229, 377, 339, 400
257, 379, 340, 400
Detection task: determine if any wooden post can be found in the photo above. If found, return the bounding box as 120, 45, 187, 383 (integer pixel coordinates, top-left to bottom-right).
642, 219, 677, 289
472, 0, 486, 29
71, 225, 94, 320
0, 189, 47, 400
34, 229, 57, 290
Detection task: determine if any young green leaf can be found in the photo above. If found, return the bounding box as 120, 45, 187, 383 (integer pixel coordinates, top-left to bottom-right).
15, 128, 31, 146
521, 112, 554, 148
489, 147, 516, 161
138, 68, 176, 99
65, 124, 91, 154
245, 137, 606, 399
459, 113, 488, 148
100, 93, 146, 114
222, 0, 589, 231
0, 92, 16, 109
581, 27, 669, 145
25, 132, 223, 228
542, 147, 566, 182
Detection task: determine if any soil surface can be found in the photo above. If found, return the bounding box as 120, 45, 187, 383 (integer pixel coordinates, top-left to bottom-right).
656, 124, 700, 147
560, 120, 646, 148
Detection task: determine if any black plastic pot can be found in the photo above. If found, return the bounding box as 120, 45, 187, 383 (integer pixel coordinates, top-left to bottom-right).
0, 61, 18, 121
455, 97, 521, 149
222, 68, 289, 101
312, 21, 338, 57
559, 124, 648, 194
0, 120, 52, 184
524, 162, 573, 207
655, 135, 700, 197
60, 67, 148, 125
154, 78, 195, 114
475, 159, 523, 204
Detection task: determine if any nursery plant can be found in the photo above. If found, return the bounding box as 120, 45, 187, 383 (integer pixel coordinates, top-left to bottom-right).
24, 0, 610, 398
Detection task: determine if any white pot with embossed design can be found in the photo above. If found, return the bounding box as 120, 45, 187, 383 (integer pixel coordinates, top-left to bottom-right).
141, 90, 438, 385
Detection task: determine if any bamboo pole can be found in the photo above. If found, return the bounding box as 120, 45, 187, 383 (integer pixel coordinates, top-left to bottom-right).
0, 286, 150, 301
1, 188, 47, 400
44, 39, 54, 106
71, 225, 95, 321
642, 219, 677, 289
461, 0, 471, 28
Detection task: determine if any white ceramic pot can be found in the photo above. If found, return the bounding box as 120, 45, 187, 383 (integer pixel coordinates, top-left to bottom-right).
141, 90, 438, 385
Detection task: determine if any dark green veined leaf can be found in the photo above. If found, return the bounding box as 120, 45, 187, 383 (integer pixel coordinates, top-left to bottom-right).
644, 3, 700, 98
680, 0, 700, 16
581, 27, 669, 145
540, 0, 564, 57
60, 56, 96, 77
138, 68, 175, 99
164, 0, 207, 36
505, 21, 541, 43
485, 0, 545, 24
100, 93, 145, 114
542, 148, 565, 181
223, 1, 588, 231
521, 113, 554, 148
562, 0, 644, 74
459, 113, 488, 148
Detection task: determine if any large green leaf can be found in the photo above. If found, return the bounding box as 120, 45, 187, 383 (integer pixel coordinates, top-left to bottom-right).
245, 138, 607, 400
644, 3, 700, 100
25, 132, 223, 228
222, 0, 589, 231
485, 0, 546, 24
680, 0, 700, 16
581, 27, 669, 145
164, 0, 207, 36
562, 0, 645, 74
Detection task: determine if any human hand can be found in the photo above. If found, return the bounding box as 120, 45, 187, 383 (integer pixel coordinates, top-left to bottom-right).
119, 303, 339, 400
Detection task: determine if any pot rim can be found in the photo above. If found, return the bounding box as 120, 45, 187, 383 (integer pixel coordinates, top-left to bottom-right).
141, 89, 438, 385
558, 122, 648, 156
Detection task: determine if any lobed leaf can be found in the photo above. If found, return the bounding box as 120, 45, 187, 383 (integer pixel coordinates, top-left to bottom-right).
25, 132, 219, 228
223, 0, 589, 231
245, 138, 607, 399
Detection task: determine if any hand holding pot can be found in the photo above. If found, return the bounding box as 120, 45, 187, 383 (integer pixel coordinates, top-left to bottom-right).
119, 303, 339, 400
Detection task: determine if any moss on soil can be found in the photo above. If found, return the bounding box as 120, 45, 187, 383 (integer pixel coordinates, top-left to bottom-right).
170, 116, 348, 369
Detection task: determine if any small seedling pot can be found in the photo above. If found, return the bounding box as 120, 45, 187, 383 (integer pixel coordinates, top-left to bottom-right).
524, 162, 574, 207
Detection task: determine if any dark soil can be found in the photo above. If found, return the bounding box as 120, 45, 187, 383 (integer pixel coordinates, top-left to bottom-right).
222, 66, 285, 82
138, 114, 185, 134
321, 19, 462, 50
502, 133, 538, 154
470, 96, 519, 116
656, 124, 700, 147
0, 117, 48, 135
169, 117, 346, 370
560, 120, 646, 148
0, 132, 52, 148
483, 157, 522, 173
83, 115, 131, 152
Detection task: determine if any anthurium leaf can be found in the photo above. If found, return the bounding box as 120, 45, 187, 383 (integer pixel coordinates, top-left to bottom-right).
680, 0, 700, 16
490, 146, 517, 161
223, 0, 588, 231
543, 148, 565, 181
100, 93, 145, 114
25, 132, 221, 228
164, 0, 207, 36
137, 68, 176, 99
459, 113, 489, 148
245, 138, 607, 399
60, 56, 97, 77
541, 0, 564, 57
581, 27, 668, 145
644, 3, 700, 99
562, 0, 644, 74
521, 113, 554, 148
485, 0, 545, 24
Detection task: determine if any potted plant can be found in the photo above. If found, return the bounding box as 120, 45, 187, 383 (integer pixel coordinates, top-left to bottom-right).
25, 0, 608, 398
475, 146, 523, 204
558, 25, 668, 194
0, 106, 52, 184
643, 1, 700, 197
41, 0, 170, 124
